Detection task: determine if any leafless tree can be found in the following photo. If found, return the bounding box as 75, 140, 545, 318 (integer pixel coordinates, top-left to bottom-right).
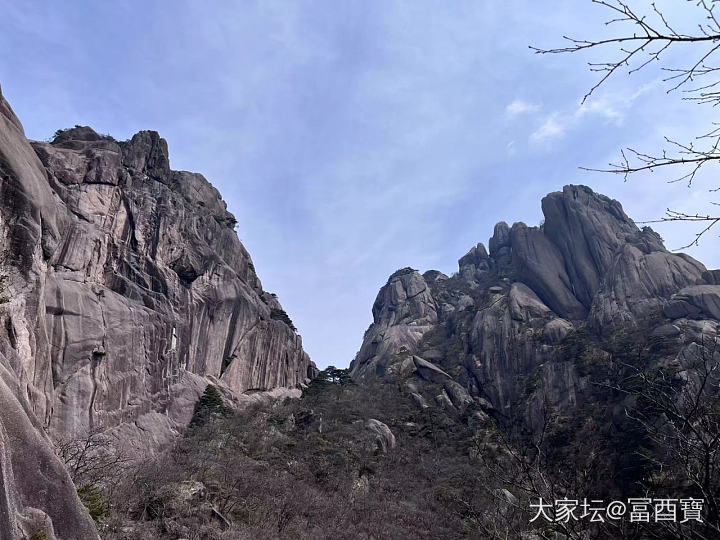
54, 429, 131, 491
477, 401, 635, 539
598, 333, 720, 539
534, 0, 720, 246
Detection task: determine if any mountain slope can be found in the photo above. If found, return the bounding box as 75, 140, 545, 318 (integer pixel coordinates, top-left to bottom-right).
0, 82, 315, 539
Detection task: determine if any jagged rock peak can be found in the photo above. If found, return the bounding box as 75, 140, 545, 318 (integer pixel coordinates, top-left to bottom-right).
350, 183, 712, 429
541, 184, 640, 307
458, 242, 488, 270
544, 184, 632, 222
119, 129, 171, 179
0, 81, 315, 539
47, 125, 171, 186
372, 268, 436, 327
488, 221, 510, 256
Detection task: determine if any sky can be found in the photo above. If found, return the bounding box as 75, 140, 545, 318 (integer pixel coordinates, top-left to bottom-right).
1, 1, 719, 369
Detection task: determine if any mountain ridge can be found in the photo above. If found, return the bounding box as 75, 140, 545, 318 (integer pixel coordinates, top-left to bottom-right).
0, 83, 315, 539
350, 184, 718, 433
2, 77, 720, 537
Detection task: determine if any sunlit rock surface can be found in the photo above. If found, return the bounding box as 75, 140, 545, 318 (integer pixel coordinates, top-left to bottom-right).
0, 83, 315, 538
351, 184, 717, 431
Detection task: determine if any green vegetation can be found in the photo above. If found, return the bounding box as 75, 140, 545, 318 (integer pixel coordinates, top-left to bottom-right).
189, 385, 230, 427
48, 125, 116, 143
98, 372, 529, 539
50, 128, 68, 141
270, 308, 296, 332
66, 319, 718, 539
77, 484, 108, 522
0, 274, 8, 304
388, 266, 417, 279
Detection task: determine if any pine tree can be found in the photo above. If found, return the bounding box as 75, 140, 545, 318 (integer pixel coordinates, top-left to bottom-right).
189, 384, 229, 426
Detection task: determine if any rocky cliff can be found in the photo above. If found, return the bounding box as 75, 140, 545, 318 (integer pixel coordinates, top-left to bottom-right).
351, 185, 719, 430
0, 83, 314, 538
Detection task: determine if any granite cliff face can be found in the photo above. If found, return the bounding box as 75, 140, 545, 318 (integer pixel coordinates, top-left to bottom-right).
351, 185, 719, 429
0, 84, 314, 538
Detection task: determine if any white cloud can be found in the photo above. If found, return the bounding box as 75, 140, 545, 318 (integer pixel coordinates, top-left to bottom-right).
527, 80, 661, 147
506, 99, 540, 116
531, 114, 566, 143
575, 80, 660, 125
576, 98, 622, 124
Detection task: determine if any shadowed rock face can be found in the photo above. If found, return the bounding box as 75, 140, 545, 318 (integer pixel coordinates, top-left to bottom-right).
350, 185, 717, 431
0, 84, 315, 538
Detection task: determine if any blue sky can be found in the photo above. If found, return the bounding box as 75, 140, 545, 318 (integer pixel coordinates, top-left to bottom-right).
2, 1, 719, 368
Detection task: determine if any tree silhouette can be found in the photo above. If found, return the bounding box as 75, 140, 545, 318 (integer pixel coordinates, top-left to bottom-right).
534, 0, 720, 246
190, 384, 230, 426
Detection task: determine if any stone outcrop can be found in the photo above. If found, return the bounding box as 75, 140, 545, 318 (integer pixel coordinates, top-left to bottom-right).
664, 285, 720, 320
0, 359, 99, 539
0, 84, 99, 539
0, 83, 314, 538
352, 268, 437, 378
350, 184, 718, 432
364, 418, 396, 453
509, 222, 588, 320
540, 185, 638, 308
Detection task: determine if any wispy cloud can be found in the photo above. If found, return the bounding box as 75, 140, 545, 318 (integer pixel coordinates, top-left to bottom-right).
576, 97, 622, 124
529, 103, 614, 146
506, 99, 540, 117
528, 80, 661, 147
531, 114, 565, 143
2, 3, 716, 369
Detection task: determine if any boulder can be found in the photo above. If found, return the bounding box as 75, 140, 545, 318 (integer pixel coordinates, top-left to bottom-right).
509, 282, 553, 322
443, 380, 474, 412
365, 419, 396, 453
543, 318, 573, 344
664, 299, 703, 320
412, 355, 452, 384
652, 323, 681, 337
409, 392, 429, 409
670, 285, 720, 320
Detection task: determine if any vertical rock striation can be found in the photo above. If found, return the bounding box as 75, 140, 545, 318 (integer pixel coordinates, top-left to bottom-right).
1, 83, 99, 539
351, 185, 716, 431
0, 83, 315, 537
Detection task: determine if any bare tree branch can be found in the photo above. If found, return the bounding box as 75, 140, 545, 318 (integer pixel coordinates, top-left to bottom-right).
534, 0, 720, 246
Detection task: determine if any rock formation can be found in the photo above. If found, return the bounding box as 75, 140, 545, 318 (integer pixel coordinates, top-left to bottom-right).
351, 185, 718, 430
2, 71, 719, 537
0, 83, 314, 538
